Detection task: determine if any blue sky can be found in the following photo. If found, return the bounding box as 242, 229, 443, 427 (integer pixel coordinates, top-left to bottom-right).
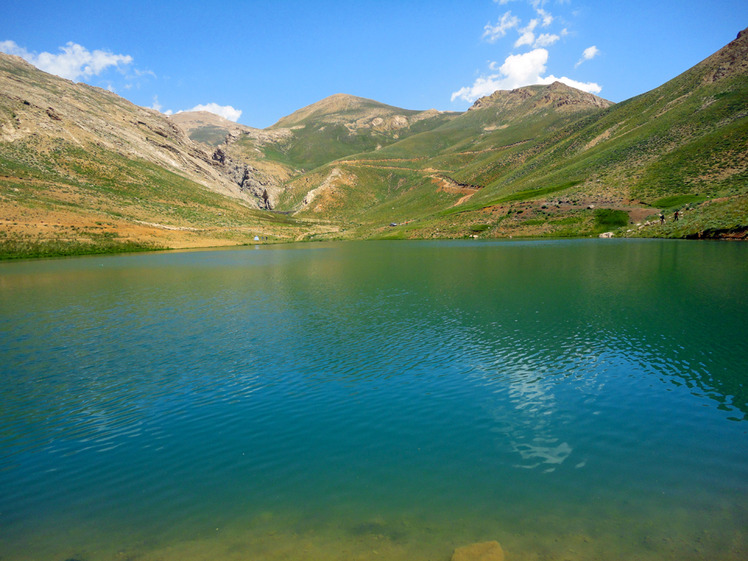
1, 0, 746, 128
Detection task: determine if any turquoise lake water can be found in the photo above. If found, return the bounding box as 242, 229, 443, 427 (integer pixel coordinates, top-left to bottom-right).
1, 239, 747, 560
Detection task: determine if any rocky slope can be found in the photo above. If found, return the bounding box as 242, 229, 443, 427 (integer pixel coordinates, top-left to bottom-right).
468, 81, 613, 115
169, 110, 252, 146
0, 53, 252, 204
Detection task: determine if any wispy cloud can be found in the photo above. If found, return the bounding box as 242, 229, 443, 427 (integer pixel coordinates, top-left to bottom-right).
485, 2, 558, 49
514, 18, 539, 48
534, 32, 561, 47
483, 12, 520, 42
575, 45, 600, 67
536, 7, 553, 27
451, 48, 601, 103
178, 103, 242, 122
0, 40, 133, 81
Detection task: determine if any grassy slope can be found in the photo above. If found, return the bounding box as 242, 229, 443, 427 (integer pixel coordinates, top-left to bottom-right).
260, 95, 459, 171
0, 138, 304, 259
276, 100, 614, 231
278, 33, 747, 241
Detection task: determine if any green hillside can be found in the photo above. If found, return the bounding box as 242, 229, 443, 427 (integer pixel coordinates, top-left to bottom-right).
276, 30, 747, 241
261, 94, 459, 170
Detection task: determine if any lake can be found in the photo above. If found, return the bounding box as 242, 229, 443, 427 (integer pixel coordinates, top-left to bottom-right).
1, 239, 746, 561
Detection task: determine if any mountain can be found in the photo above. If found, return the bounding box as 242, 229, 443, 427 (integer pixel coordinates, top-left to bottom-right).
271, 93, 454, 131
260, 94, 459, 171
1, 29, 746, 258
468, 81, 613, 115
169, 94, 460, 213
275, 82, 618, 224
278, 29, 747, 240
0, 54, 250, 202
0, 53, 318, 257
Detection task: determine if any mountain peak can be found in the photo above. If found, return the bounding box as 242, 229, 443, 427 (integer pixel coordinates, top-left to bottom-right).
468, 82, 613, 115
271, 93, 394, 128
697, 26, 748, 84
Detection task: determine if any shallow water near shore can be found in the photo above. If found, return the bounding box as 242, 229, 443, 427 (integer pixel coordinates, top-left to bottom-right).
1, 239, 747, 560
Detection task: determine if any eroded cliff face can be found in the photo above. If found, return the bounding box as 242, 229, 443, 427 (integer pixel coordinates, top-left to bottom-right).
210, 147, 278, 210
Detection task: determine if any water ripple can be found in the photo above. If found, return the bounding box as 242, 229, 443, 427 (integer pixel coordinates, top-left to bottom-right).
1, 240, 746, 560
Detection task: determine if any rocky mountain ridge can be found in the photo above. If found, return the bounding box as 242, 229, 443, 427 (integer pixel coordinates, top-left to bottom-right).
469, 81, 613, 114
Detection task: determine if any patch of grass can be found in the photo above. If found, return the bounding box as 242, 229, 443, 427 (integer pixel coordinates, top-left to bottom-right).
651, 194, 708, 208
496, 180, 584, 203
469, 223, 490, 232
594, 208, 629, 228
0, 238, 163, 260
552, 215, 584, 225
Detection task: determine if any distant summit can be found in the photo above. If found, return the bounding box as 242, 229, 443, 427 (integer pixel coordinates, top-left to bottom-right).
469, 82, 613, 114
170, 110, 254, 146
271, 94, 404, 128
270, 93, 454, 132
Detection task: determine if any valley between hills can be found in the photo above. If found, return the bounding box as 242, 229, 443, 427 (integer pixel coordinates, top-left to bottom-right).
1, 28, 746, 259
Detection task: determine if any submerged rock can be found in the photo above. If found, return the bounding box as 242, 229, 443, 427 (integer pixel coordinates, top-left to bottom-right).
451, 541, 505, 561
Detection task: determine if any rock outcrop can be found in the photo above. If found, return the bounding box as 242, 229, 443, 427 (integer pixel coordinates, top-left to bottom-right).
211, 148, 275, 209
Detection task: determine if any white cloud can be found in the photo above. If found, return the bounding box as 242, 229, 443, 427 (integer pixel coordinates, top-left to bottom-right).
180, 103, 242, 122
451, 48, 601, 102
536, 7, 553, 27
575, 45, 600, 67
0, 40, 132, 81
500, 48, 549, 86
135, 68, 157, 78
514, 18, 539, 47
534, 33, 560, 47
483, 11, 520, 42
